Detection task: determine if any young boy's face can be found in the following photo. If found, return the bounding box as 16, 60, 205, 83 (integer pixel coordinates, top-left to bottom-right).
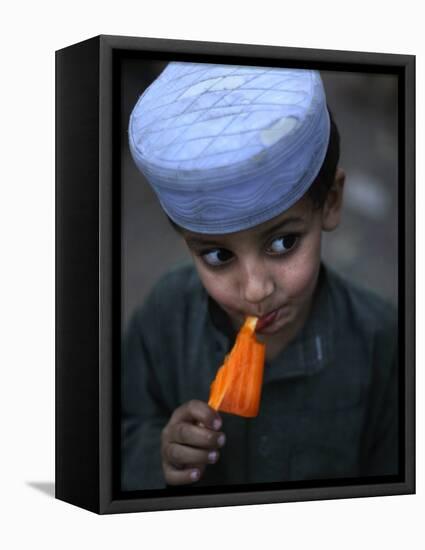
182, 170, 345, 354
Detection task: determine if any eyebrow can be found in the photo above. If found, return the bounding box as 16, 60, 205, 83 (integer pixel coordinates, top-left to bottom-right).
185, 236, 224, 248
185, 216, 306, 249
260, 216, 306, 238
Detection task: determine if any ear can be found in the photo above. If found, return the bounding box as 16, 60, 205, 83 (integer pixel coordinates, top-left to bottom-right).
321, 168, 345, 231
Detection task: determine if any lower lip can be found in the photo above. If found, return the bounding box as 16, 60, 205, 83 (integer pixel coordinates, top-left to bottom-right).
256, 309, 279, 332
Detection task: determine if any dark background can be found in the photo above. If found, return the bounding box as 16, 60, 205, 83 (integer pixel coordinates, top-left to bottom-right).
120, 60, 398, 333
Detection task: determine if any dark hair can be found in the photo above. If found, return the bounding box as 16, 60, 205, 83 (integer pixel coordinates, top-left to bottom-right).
306, 108, 341, 209
167, 109, 340, 232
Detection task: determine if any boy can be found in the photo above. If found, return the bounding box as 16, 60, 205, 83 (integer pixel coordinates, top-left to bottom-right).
122, 63, 398, 490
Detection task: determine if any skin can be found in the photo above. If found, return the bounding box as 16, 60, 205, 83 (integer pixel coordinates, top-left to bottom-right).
161, 169, 345, 485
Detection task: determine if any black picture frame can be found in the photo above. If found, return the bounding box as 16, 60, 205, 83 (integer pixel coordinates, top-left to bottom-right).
55, 34, 415, 514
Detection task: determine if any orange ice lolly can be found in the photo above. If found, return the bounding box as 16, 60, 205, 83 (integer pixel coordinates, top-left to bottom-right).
208, 316, 265, 418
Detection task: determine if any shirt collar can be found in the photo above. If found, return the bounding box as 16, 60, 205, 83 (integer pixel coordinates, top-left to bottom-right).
207, 262, 335, 383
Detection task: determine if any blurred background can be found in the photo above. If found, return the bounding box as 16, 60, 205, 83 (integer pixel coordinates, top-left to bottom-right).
120, 59, 398, 333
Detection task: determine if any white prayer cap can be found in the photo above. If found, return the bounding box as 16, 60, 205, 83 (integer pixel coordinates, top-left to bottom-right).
129, 62, 330, 234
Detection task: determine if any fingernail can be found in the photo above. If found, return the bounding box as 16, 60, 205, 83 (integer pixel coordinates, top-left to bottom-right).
208, 451, 218, 463
213, 418, 222, 430
217, 434, 226, 447
190, 469, 200, 481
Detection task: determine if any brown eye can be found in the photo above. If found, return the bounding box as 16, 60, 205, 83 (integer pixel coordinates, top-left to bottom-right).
202, 248, 233, 267
267, 234, 298, 255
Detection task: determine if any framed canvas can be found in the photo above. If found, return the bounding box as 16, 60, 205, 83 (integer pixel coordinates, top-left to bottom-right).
55, 35, 415, 514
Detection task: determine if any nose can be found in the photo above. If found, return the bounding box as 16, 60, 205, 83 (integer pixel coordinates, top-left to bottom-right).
239, 258, 275, 306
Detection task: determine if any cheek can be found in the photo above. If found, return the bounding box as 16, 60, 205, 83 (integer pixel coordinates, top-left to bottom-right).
276, 234, 322, 300
193, 260, 238, 308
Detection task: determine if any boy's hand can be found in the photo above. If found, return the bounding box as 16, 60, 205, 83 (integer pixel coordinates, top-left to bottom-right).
161, 399, 226, 485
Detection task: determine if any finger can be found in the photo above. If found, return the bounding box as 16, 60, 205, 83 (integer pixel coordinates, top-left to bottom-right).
169, 422, 226, 450
165, 442, 220, 468
163, 463, 205, 486
170, 400, 222, 431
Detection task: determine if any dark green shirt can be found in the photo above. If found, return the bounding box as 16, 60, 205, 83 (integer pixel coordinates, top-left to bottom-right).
121, 262, 398, 491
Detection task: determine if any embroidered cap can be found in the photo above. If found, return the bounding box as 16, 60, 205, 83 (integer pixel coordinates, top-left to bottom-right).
129, 62, 330, 234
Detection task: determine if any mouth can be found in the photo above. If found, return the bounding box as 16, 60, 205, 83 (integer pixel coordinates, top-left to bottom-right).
256, 308, 280, 332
